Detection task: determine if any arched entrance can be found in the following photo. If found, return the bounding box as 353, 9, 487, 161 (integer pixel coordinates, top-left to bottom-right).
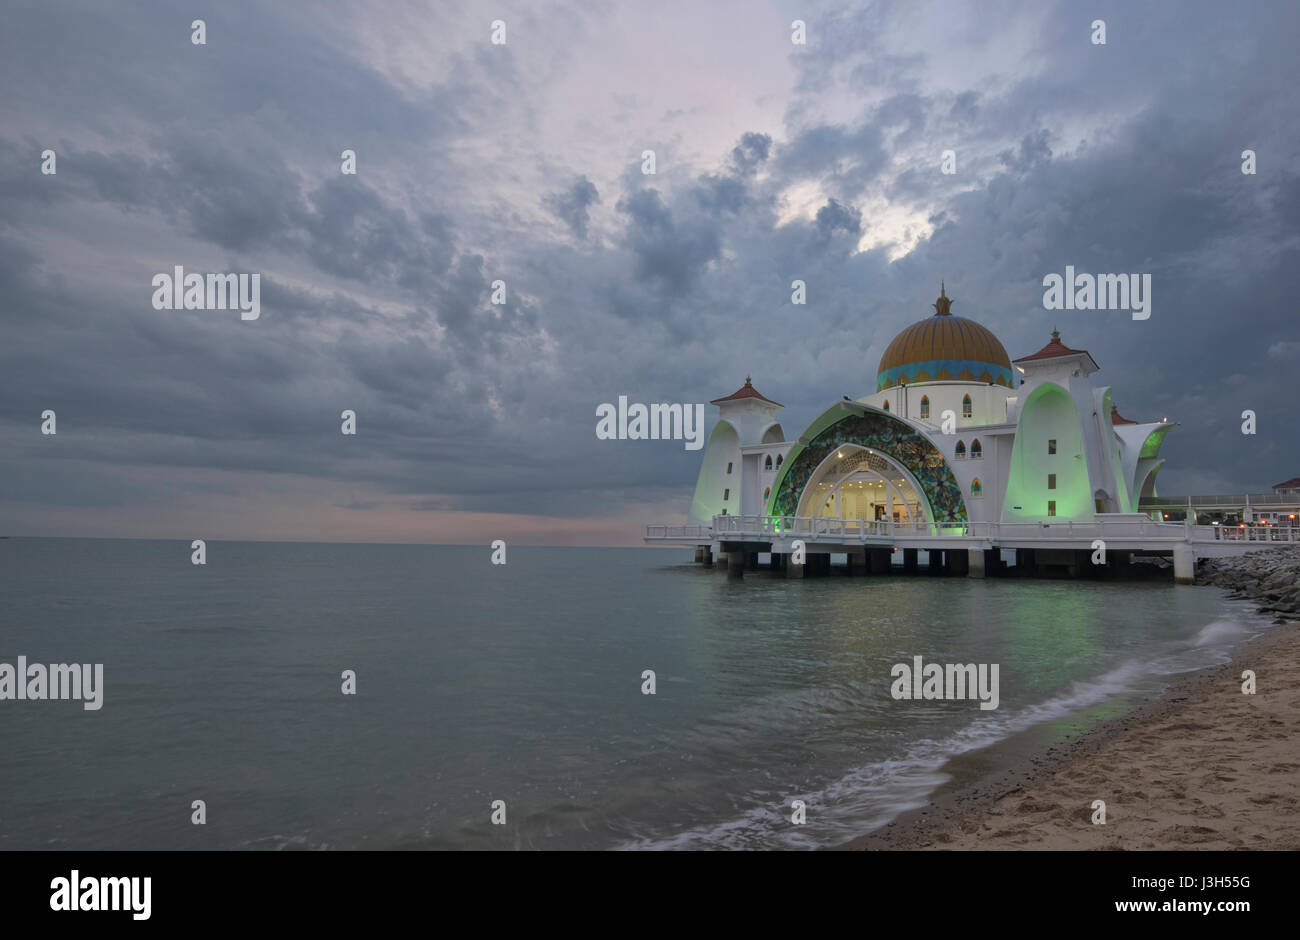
768, 409, 968, 523
795, 446, 931, 524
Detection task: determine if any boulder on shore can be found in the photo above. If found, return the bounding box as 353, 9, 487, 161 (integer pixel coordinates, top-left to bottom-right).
1197, 546, 1300, 622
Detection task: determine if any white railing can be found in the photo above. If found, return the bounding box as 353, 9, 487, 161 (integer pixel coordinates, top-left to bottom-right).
710, 514, 970, 540
1142, 493, 1299, 506
645, 516, 1300, 545
1205, 525, 1300, 542
699, 515, 1300, 545
644, 524, 713, 540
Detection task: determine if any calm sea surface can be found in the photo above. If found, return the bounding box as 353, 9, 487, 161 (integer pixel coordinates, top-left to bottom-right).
0, 538, 1268, 850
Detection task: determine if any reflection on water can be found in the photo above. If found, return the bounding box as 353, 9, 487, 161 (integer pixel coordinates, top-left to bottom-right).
0, 539, 1267, 850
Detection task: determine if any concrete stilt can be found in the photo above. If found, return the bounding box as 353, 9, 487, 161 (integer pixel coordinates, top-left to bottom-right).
786, 555, 805, 578
903, 548, 919, 574
702, 548, 714, 568
727, 551, 745, 579
966, 548, 985, 578
848, 549, 866, 576
1173, 545, 1196, 584
694, 546, 704, 563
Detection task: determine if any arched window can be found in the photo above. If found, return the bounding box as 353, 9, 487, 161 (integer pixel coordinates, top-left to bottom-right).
970, 439, 982, 459
962, 394, 972, 418
775, 454, 783, 467
764, 455, 773, 470
971, 478, 982, 497
955, 440, 966, 459
919, 395, 930, 419
882, 400, 890, 412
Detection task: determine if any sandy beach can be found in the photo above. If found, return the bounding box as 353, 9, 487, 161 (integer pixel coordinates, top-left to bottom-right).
845, 620, 1300, 851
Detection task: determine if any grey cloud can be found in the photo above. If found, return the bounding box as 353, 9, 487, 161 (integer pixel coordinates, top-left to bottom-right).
616, 188, 722, 295
694, 175, 748, 214
3, 0, 1300, 537
729, 132, 772, 175
545, 175, 600, 239
999, 129, 1053, 173
814, 198, 863, 240
774, 122, 890, 197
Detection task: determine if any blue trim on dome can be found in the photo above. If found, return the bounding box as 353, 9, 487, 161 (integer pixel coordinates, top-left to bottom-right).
877, 360, 1015, 388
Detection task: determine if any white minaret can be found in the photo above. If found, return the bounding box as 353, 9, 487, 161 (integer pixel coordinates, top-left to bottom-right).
687, 378, 784, 523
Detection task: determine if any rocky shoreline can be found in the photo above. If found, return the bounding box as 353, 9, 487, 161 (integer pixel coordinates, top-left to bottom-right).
1197, 545, 1300, 622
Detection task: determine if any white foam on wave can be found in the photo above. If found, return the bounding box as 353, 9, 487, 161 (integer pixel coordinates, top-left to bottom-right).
620, 610, 1274, 851
1192, 616, 1256, 647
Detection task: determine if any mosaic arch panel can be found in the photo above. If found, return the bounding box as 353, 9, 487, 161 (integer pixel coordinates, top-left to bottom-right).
769, 411, 968, 522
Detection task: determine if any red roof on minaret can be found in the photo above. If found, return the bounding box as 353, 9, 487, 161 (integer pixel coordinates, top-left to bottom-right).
710, 376, 782, 407
1274, 477, 1300, 489
1014, 328, 1092, 363
1110, 404, 1138, 425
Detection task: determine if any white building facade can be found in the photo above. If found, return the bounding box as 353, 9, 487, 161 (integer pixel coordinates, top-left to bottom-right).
687, 288, 1175, 531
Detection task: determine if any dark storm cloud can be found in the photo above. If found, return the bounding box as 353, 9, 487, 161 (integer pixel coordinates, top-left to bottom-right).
306, 177, 455, 288
729, 132, 772, 175
774, 122, 890, 193
949, 91, 980, 124
544, 176, 600, 239
694, 175, 749, 214
814, 198, 863, 240
2, 0, 1299, 538
616, 188, 722, 295
999, 129, 1053, 174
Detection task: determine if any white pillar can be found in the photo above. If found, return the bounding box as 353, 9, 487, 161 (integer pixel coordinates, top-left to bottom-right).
1173, 545, 1196, 584
967, 548, 985, 579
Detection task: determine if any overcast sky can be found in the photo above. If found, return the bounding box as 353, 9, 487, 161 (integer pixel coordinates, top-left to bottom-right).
2, 0, 1297, 545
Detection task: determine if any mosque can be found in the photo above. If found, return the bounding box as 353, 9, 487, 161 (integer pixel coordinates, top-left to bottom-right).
685, 286, 1174, 533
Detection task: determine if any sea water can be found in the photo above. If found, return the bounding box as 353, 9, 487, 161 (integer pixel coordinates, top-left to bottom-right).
0, 538, 1268, 850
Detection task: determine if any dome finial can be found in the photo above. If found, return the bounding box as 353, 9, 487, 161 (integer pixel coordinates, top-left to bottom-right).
1051, 326, 1061, 342
744, 375, 752, 386
933, 283, 952, 316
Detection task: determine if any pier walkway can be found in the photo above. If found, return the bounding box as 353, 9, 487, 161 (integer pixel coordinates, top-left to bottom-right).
644, 514, 1298, 583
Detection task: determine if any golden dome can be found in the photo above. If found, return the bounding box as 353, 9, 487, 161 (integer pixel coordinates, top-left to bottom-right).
877, 286, 1013, 391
